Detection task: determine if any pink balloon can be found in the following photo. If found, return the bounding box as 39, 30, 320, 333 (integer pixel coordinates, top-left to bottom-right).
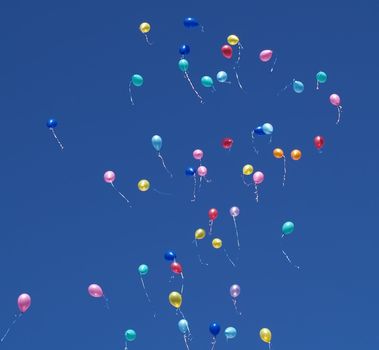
193, 149, 203, 160
88, 284, 103, 298
230, 284, 241, 298
197, 166, 207, 177
229, 206, 240, 217
253, 171, 264, 185
259, 50, 273, 62
329, 94, 341, 106
104, 171, 115, 183
18, 293, 31, 313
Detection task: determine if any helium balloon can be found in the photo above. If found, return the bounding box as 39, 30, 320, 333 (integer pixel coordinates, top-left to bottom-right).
178, 319, 189, 334
225, 327, 237, 339
88, 284, 103, 298
314, 135, 325, 150
179, 44, 190, 55
138, 179, 150, 191
282, 221, 295, 235
221, 45, 233, 59
178, 59, 189, 72
132, 74, 144, 87
227, 34, 239, 46
138, 264, 149, 276
216, 71, 228, 83
195, 228, 206, 240
171, 262, 183, 274
183, 17, 199, 28
330, 93, 341, 106
164, 250, 176, 261
201, 76, 214, 88
273, 148, 284, 159
259, 49, 273, 62
104, 171, 115, 183
230, 284, 241, 298
212, 238, 222, 249
290, 149, 302, 161
209, 322, 221, 336
242, 164, 253, 175
193, 149, 203, 160
46, 118, 57, 128
254, 126, 266, 136
229, 206, 240, 217
253, 171, 264, 185
185, 167, 195, 176
260, 328, 272, 343
151, 135, 162, 151
197, 166, 207, 177
316, 71, 327, 84
139, 22, 150, 33
262, 123, 273, 135
222, 137, 233, 149
168, 291, 182, 308
293, 80, 304, 93
208, 208, 218, 220
17, 293, 31, 313
125, 329, 137, 342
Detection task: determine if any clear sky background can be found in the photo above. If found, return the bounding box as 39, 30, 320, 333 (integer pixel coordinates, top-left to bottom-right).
0, 0, 378, 349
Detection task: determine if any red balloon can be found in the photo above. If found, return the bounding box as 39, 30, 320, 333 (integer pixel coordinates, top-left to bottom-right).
314, 135, 325, 150
171, 262, 183, 274
221, 45, 233, 59
222, 137, 234, 149
208, 208, 218, 221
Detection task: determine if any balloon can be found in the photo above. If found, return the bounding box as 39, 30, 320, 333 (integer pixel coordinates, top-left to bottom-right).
314, 136, 325, 150
139, 22, 150, 33
138, 179, 150, 191
262, 123, 273, 135
125, 329, 137, 342
216, 71, 228, 83
253, 171, 264, 184
132, 74, 143, 87
221, 45, 233, 59
169, 291, 182, 308
178, 319, 189, 334
103, 170, 115, 183
209, 322, 221, 336
138, 264, 149, 276
293, 80, 304, 93
208, 208, 218, 220
254, 126, 265, 136
260, 328, 272, 343
193, 149, 203, 160
201, 76, 214, 88
316, 71, 327, 83
185, 167, 195, 176
46, 118, 57, 128
229, 206, 240, 217
225, 327, 237, 339
151, 135, 162, 151
282, 221, 295, 235
212, 238, 222, 249
330, 93, 341, 106
17, 293, 31, 313
171, 262, 183, 274
290, 149, 302, 161
222, 137, 233, 149
197, 166, 207, 177
183, 17, 199, 28
178, 59, 189, 72
179, 44, 190, 55
195, 228, 206, 240
88, 284, 103, 298
164, 250, 176, 261
242, 164, 254, 175
227, 34, 239, 46
273, 148, 284, 159
259, 50, 273, 62
230, 284, 240, 298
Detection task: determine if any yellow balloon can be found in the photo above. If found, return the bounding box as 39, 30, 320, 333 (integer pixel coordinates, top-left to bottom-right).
273, 148, 284, 159
139, 22, 151, 34
168, 291, 182, 308
260, 328, 272, 343
227, 34, 239, 46
290, 149, 302, 161
138, 179, 150, 192
242, 164, 254, 175
195, 228, 206, 240
212, 238, 222, 249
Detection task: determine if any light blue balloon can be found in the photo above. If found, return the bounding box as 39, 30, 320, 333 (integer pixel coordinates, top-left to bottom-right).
216, 71, 228, 83
138, 264, 149, 276
293, 80, 304, 93
201, 76, 214, 88
151, 135, 162, 151
282, 221, 295, 235
262, 123, 273, 135
178, 319, 189, 334
125, 329, 137, 342
225, 327, 237, 339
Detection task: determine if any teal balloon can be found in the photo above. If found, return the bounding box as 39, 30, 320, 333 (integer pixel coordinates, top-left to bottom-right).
293, 80, 304, 93
225, 327, 237, 339
125, 329, 137, 342
151, 135, 162, 151
178, 59, 189, 72
201, 76, 214, 88
262, 123, 273, 135
132, 74, 143, 87
178, 319, 189, 334
216, 71, 228, 83
138, 264, 149, 276
316, 71, 327, 83
282, 221, 295, 235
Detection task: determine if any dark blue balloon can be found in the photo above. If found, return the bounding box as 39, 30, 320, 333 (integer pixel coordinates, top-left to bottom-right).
185, 167, 195, 176
179, 44, 190, 55
209, 323, 221, 337
46, 118, 58, 129
164, 250, 176, 261
253, 126, 265, 136
184, 17, 199, 28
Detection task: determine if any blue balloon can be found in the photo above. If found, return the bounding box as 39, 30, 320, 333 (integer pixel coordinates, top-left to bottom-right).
46, 118, 58, 129
216, 71, 228, 83
151, 135, 162, 151
185, 167, 195, 176
209, 323, 221, 337
293, 80, 304, 93
253, 126, 265, 136
178, 319, 189, 334
224, 327, 237, 339
179, 44, 190, 56
184, 17, 199, 28
262, 123, 273, 135
164, 250, 176, 261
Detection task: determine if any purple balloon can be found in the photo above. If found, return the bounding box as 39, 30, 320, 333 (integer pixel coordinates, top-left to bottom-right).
229, 206, 240, 217
230, 284, 240, 298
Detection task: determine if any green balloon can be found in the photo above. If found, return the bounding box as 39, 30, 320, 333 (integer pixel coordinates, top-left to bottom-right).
178, 59, 189, 72
201, 76, 213, 88
282, 221, 295, 235
138, 264, 149, 276
132, 74, 144, 87
316, 71, 327, 83
125, 329, 137, 342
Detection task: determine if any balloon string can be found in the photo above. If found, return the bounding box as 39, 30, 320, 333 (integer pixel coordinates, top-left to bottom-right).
140, 277, 152, 303
0, 313, 22, 343
241, 175, 252, 187
232, 298, 242, 315
234, 68, 244, 91
128, 81, 135, 106
209, 220, 213, 235
232, 216, 240, 249
282, 156, 287, 187
235, 42, 243, 66
50, 129, 64, 150
177, 308, 186, 320
153, 188, 173, 196
201, 25, 205, 32
223, 248, 236, 267
268, 342, 271, 350
194, 240, 208, 266
180, 273, 184, 295
254, 184, 259, 203
336, 106, 342, 125
191, 175, 197, 202
103, 295, 110, 310
316, 80, 319, 90
144, 34, 153, 45
199, 176, 202, 189
270, 56, 278, 72
110, 182, 132, 207
184, 72, 204, 103
184, 335, 191, 350
124, 340, 129, 350
210, 337, 217, 350
281, 250, 300, 270
251, 132, 259, 155
158, 152, 173, 178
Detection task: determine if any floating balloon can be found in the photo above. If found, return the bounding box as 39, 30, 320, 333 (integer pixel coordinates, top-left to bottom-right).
186, 166, 197, 201
314, 135, 325, 150
178, 59, 189, 72
17, 294, 31, 313
168, 291, 182, 309
139, 22, 152, 45
226, 35, 244, 88
179, 44, 190, 56
208, 208, 218, 234
259, 49, 273, 62
178, 319, 189, 334
104, 171, 131, 205
138, 179, 150, 192
46, 118, 64, 150
230, 207, 240, 248
242, 164, 253, 175
209, 323, 221, 350
151, 135, 173, 177
229, 206, 240, 217
221, 137, 233, 150
138, 264, 149, 276
316, 71, 327, 89
273, 148, 287, 186
179, 59, 203, 103
185, 167, 195, 176
183, 17, 199, 28
230, 284, 241, 315
193, 149, 203, 161
262, 123, 273, 135
216, 71, 229, 83
293, 80, 304, 93
227, 34, 239, 46
88, 284, 103, 298
195, 228, 206, 240
253, 171, 264, 203
260, 328, 272, 344
330, 93, 342, 124
225, 327, 237, 340
201, 76, 214, 88
253, 126, 265, 136
197, 166, 207, 177
212, 238, 222, 249
164, 250, 176, 261
282, 221, 294, 235
125, 329, 137, 342
221, 45, 233, 59
290, 149, 302, 161
129, 74, 144, 105
171, 262, 183, 274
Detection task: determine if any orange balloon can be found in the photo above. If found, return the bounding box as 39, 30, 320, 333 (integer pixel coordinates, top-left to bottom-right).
291, 149, 302, 160
273, 148, 284, 159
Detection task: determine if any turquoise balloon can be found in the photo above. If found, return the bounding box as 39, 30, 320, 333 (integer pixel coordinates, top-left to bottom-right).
282, 221, 295, 235
178, 319, 189, 334
178, 59, 189, 72
125, 329, 137, 342
201, 76, 214, 88
225, 327, 237, 339
293, 80, 304, 93
316, 71, 327, 83
151, 135, 162, 151
138, 264, 149, 276
132, 74, 143, 87
262, 123, 273, 135
216, 71, 228, 83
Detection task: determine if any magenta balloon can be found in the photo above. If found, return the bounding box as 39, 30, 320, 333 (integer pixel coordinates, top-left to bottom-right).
259, 49, 273, 62
230, 284, 241, 298
197, 166, 207, 177
329, 93, 341, 106
253, 171, 264, 185
193, 149, 204, 160
229, 206, 240, 217
18, 293, 31, 313
88, 284, 103, 298
104, 171, 115, 183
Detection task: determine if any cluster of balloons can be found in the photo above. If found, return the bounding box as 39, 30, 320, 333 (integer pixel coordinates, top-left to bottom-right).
253, 122, 274, 137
